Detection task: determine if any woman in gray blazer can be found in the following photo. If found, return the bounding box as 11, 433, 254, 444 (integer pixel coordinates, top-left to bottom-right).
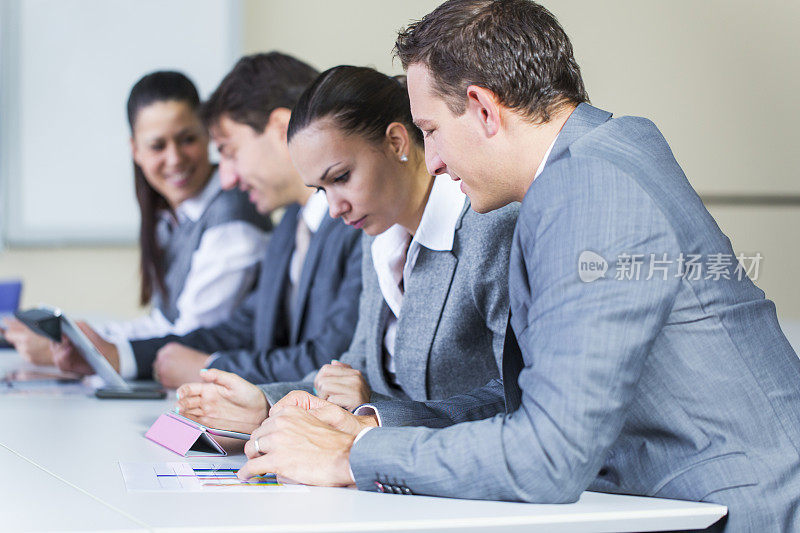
175, 66, 517, 431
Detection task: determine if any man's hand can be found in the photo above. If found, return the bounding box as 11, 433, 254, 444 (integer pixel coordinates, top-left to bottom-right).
313, 360, 371, 411
52, 321, 119, 375
271, 390, 378, 437
176, 369, 267, 434
152, 343, 211, 389
2, 317, 53, 365
238, 406, 356, 487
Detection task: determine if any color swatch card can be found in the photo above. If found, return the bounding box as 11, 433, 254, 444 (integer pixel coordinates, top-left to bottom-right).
118, 461, 308, 492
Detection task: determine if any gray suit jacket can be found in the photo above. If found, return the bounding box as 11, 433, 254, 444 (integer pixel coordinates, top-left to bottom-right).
349, 104, 800, 531
260, 200, 517, 407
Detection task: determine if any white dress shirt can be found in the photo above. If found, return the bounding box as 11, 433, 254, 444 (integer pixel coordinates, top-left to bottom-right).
286, 190, 329, 314
293, 190, 329, 259
103, 174, 271, 379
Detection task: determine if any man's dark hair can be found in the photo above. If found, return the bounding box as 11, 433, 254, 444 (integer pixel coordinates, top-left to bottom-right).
394, 0, 589, 123
201, 51, 319, 132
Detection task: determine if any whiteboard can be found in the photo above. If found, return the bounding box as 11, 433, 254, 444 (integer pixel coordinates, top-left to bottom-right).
1, 0, 241, 245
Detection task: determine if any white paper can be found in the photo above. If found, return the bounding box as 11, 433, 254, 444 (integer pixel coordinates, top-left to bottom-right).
118, 461, 309, 492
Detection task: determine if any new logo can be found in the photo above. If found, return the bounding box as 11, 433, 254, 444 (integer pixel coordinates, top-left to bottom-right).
578, 251, 608, 283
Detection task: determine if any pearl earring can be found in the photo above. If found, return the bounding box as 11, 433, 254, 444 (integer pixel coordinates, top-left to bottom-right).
400, 154, 408, 162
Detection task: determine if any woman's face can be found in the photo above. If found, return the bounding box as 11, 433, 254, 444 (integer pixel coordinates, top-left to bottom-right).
288, 120, 411, 236
131, 100, 211, 209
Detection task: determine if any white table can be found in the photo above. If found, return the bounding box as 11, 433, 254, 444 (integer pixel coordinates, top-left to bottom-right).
0, 350, 726, 532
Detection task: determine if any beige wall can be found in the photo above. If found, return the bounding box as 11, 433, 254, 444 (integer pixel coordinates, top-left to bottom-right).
242, 0, 443, 74
2, 1, 798, 320
0, 246, 141, 320
242, 0, 800, 319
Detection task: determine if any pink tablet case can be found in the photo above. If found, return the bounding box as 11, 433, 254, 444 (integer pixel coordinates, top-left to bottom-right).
145, 412, 227, 457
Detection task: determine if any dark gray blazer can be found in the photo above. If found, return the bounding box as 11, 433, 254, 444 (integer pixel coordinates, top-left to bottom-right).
130, 203, 362, 383
260, 200, 518, 406
349, 104, 800, 531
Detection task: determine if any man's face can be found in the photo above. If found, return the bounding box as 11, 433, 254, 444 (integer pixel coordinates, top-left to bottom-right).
210, 113, 297, 214
406, 63, 510, 213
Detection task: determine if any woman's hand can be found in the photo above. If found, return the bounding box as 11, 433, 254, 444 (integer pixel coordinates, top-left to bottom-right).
313, 360, 371, 411
175, 369, 268, 434
2, 318, 54, 365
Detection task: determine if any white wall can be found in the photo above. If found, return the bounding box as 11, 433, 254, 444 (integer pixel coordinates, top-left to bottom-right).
2, 0, 240, 245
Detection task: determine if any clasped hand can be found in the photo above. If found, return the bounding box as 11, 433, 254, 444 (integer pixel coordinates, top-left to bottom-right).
238, 390, 378, 486
313, 360, 371, 411
175, 369, 268, 434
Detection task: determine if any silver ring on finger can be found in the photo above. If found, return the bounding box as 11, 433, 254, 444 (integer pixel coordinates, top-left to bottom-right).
253, 437, 261, 455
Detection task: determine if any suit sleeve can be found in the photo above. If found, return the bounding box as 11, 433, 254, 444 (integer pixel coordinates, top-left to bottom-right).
128, 290, 258, 379
209, 230, 363, 384
350, 159, 682, 502
366, 378, 506, 427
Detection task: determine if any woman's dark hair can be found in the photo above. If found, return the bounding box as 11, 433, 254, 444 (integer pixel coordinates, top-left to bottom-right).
126, 70, 202, 306
287, 66, 424, 148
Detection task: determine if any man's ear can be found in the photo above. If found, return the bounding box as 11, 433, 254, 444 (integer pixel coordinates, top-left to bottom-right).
266, 107, 292, 138
384, 122, 411, 161
465, 85, 502, 137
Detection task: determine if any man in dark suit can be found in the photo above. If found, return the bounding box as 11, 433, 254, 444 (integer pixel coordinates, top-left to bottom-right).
54, 52, 362, 390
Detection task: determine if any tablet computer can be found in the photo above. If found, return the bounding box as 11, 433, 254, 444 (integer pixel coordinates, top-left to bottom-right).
16, 306, 130, 390
169, 412, 251, 440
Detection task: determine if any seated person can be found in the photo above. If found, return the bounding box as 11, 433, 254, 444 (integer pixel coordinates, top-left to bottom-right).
175, 66, 517, 433
231, 3, 800, 531
3, 70, 269, 367
53, 53, 362, 389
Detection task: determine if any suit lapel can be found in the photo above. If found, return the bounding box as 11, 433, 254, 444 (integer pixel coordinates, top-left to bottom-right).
256, 204, 300, 349
393, 248, 458, 400
290, 214, 335, 342
365, 301, 395, 396
391, 201, 467, 401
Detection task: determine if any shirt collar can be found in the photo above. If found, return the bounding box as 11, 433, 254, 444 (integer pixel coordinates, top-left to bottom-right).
412, 174, 465, 251
300, 190, 328, 233
372, 173, 465, 264
175, 168, 221, 223
534, 133, 559, 180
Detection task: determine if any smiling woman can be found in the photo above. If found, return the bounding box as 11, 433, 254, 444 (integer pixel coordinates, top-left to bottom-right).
127, 72, 216, 307
130, 101, 211, 212
5, 71, 271, 375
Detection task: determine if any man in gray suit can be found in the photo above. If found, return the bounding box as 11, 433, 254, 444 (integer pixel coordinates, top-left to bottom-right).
237, 2, 800, 529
